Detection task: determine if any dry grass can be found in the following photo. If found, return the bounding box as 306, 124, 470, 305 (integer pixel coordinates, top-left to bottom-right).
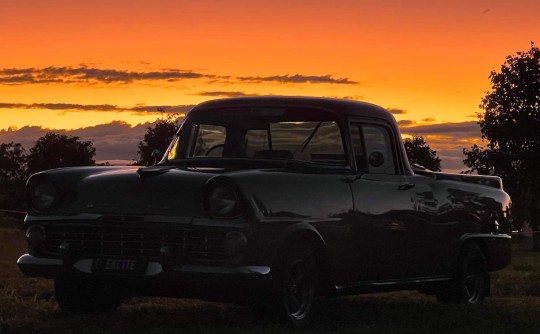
1, 214, 540, 334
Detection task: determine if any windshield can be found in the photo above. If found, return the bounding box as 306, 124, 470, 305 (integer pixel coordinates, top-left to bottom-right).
166, 108, 347, 166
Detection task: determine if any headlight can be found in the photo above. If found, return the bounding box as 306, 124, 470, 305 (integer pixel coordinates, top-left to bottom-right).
30, 181, 57, 211
205, 183, 243, 218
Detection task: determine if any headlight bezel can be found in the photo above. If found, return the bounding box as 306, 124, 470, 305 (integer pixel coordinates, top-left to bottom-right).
28, 178, 60, 213
204, 179, 245, 219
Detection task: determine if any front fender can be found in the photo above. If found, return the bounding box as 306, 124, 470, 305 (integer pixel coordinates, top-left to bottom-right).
457, 233, 512, 272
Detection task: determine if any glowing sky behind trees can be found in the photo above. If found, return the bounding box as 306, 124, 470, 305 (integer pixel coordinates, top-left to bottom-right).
0, 0, 538, 170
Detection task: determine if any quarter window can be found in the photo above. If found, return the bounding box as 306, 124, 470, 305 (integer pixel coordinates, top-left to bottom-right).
351, 124, 396, 174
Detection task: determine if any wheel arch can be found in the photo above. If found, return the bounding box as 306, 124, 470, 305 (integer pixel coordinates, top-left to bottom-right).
456, 233, 512, 272
273, 223, 334, 295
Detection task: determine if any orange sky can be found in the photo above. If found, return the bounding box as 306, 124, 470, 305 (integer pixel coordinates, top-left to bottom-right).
0, 0, 539, 170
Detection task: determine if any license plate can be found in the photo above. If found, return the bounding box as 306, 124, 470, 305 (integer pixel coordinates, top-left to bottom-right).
92, 258, 147, 274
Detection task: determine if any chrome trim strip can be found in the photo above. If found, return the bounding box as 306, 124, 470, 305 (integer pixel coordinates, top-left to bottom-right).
461, 233, 512, 240
335, 276, 449, 290
27, 214, 192, 224
261, 217, 342, 223
17, 254, 63, 266
146, 262, 163, 275
191, 217, 249, 228
73, 259, 93, 273
172, 265, 271, 275
25, 213, 103, 222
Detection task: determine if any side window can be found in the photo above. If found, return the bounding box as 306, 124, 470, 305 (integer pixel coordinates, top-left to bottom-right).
245, 129, 270, 157
351, 124, 396, 174
187, 124, 226, 157
300, 121, 346, 165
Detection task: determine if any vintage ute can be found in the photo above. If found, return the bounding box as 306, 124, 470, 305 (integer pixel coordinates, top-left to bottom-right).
18, 97, 512, 326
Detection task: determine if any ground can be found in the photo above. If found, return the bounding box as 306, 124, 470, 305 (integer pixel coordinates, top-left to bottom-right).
1, 214, 540, 334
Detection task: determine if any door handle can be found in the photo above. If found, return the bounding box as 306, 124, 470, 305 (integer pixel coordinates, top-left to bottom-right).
398, 183, 415, 191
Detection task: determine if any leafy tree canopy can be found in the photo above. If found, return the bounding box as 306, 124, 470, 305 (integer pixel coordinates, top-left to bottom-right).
463, 42, 540, 247
137, 114, 180, 166
27, 132, 96, 174
403, 136, 441, 171
0, 142, 27, 184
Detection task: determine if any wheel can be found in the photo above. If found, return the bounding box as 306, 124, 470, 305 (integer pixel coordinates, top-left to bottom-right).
278, 243, 319, 327
55, 275, 121, 314
437, 243, 489, 304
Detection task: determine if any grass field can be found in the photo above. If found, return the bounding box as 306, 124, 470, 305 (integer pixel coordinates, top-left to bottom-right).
1, 214, 540, 334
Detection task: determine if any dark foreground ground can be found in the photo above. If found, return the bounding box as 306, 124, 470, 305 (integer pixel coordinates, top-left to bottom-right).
1, 215, 540, 334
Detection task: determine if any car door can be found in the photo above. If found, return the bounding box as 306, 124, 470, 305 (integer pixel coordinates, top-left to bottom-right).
348, 121, 419, 281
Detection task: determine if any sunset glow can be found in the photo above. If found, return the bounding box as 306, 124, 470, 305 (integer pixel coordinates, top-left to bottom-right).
1, 0, 539, 170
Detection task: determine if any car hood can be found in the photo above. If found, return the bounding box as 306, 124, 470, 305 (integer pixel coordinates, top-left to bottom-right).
80, 166, 223, 217
35, 166, 223, 218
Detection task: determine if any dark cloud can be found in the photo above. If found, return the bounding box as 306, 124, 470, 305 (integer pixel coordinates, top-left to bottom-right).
401, 121, 480, 137
340, 95, 364, 100
400, 122, 483, 172
129, 105, 194, 114
387, 108, 407, 115
236, 74, 358, 85
397, 120, 416, 127
323, 95, 364, 101
421, 117, 436, 122
0, 121, 163, 164
0, 66, 361, 86
0, 66, 218, 85
196, 91, 260, 98
435, 148, 470, 173
0, 102, 194, 114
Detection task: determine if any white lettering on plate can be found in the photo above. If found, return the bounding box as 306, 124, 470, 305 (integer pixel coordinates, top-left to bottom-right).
104, 259, 137, 271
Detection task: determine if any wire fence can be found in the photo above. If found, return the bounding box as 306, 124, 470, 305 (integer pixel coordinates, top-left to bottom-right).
513, 231, 540, 235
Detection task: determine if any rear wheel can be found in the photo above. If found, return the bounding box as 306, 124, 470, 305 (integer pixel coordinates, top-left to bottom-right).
55, 275, 122, 314
437, 243, 489, 304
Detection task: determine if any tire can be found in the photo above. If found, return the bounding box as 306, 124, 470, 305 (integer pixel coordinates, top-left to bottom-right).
277, 242, 320, 327
437, 243, 489, 305
55, 275, 121, 314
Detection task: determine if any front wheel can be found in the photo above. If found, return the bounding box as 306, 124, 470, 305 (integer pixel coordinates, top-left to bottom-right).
278, 243, 319, 326
437, 243, 489, 304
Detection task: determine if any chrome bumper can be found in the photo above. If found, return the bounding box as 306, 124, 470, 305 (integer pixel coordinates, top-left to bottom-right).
17, 254, 271, 278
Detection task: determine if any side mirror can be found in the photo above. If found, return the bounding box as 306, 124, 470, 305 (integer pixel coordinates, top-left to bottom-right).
368, 151, 384, 168
151, 149, 162, 165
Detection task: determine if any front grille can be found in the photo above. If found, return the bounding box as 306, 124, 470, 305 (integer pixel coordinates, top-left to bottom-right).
42, 224, 229, 263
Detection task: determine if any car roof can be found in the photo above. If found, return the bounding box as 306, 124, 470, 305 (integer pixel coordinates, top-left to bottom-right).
190, 96, 395, 123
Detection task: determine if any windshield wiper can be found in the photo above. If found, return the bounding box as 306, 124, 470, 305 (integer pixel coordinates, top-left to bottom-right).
284, 121, 322, 166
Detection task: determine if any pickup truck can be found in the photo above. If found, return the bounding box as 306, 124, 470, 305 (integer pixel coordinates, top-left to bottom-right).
18, 96, 512, 326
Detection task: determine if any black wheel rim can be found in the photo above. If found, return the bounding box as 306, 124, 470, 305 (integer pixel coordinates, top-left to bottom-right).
285, 259, 315, 321
463, 272, 484, 303
462, 257, 485, 304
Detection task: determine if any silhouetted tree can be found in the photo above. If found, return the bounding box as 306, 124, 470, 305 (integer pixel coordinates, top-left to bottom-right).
0, 142, 27, 211
0, 142, 27, 184
27, 132, 96, 174
137, 114, 180, 166
463, 42, 540, 249
403, 136, 441, 171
